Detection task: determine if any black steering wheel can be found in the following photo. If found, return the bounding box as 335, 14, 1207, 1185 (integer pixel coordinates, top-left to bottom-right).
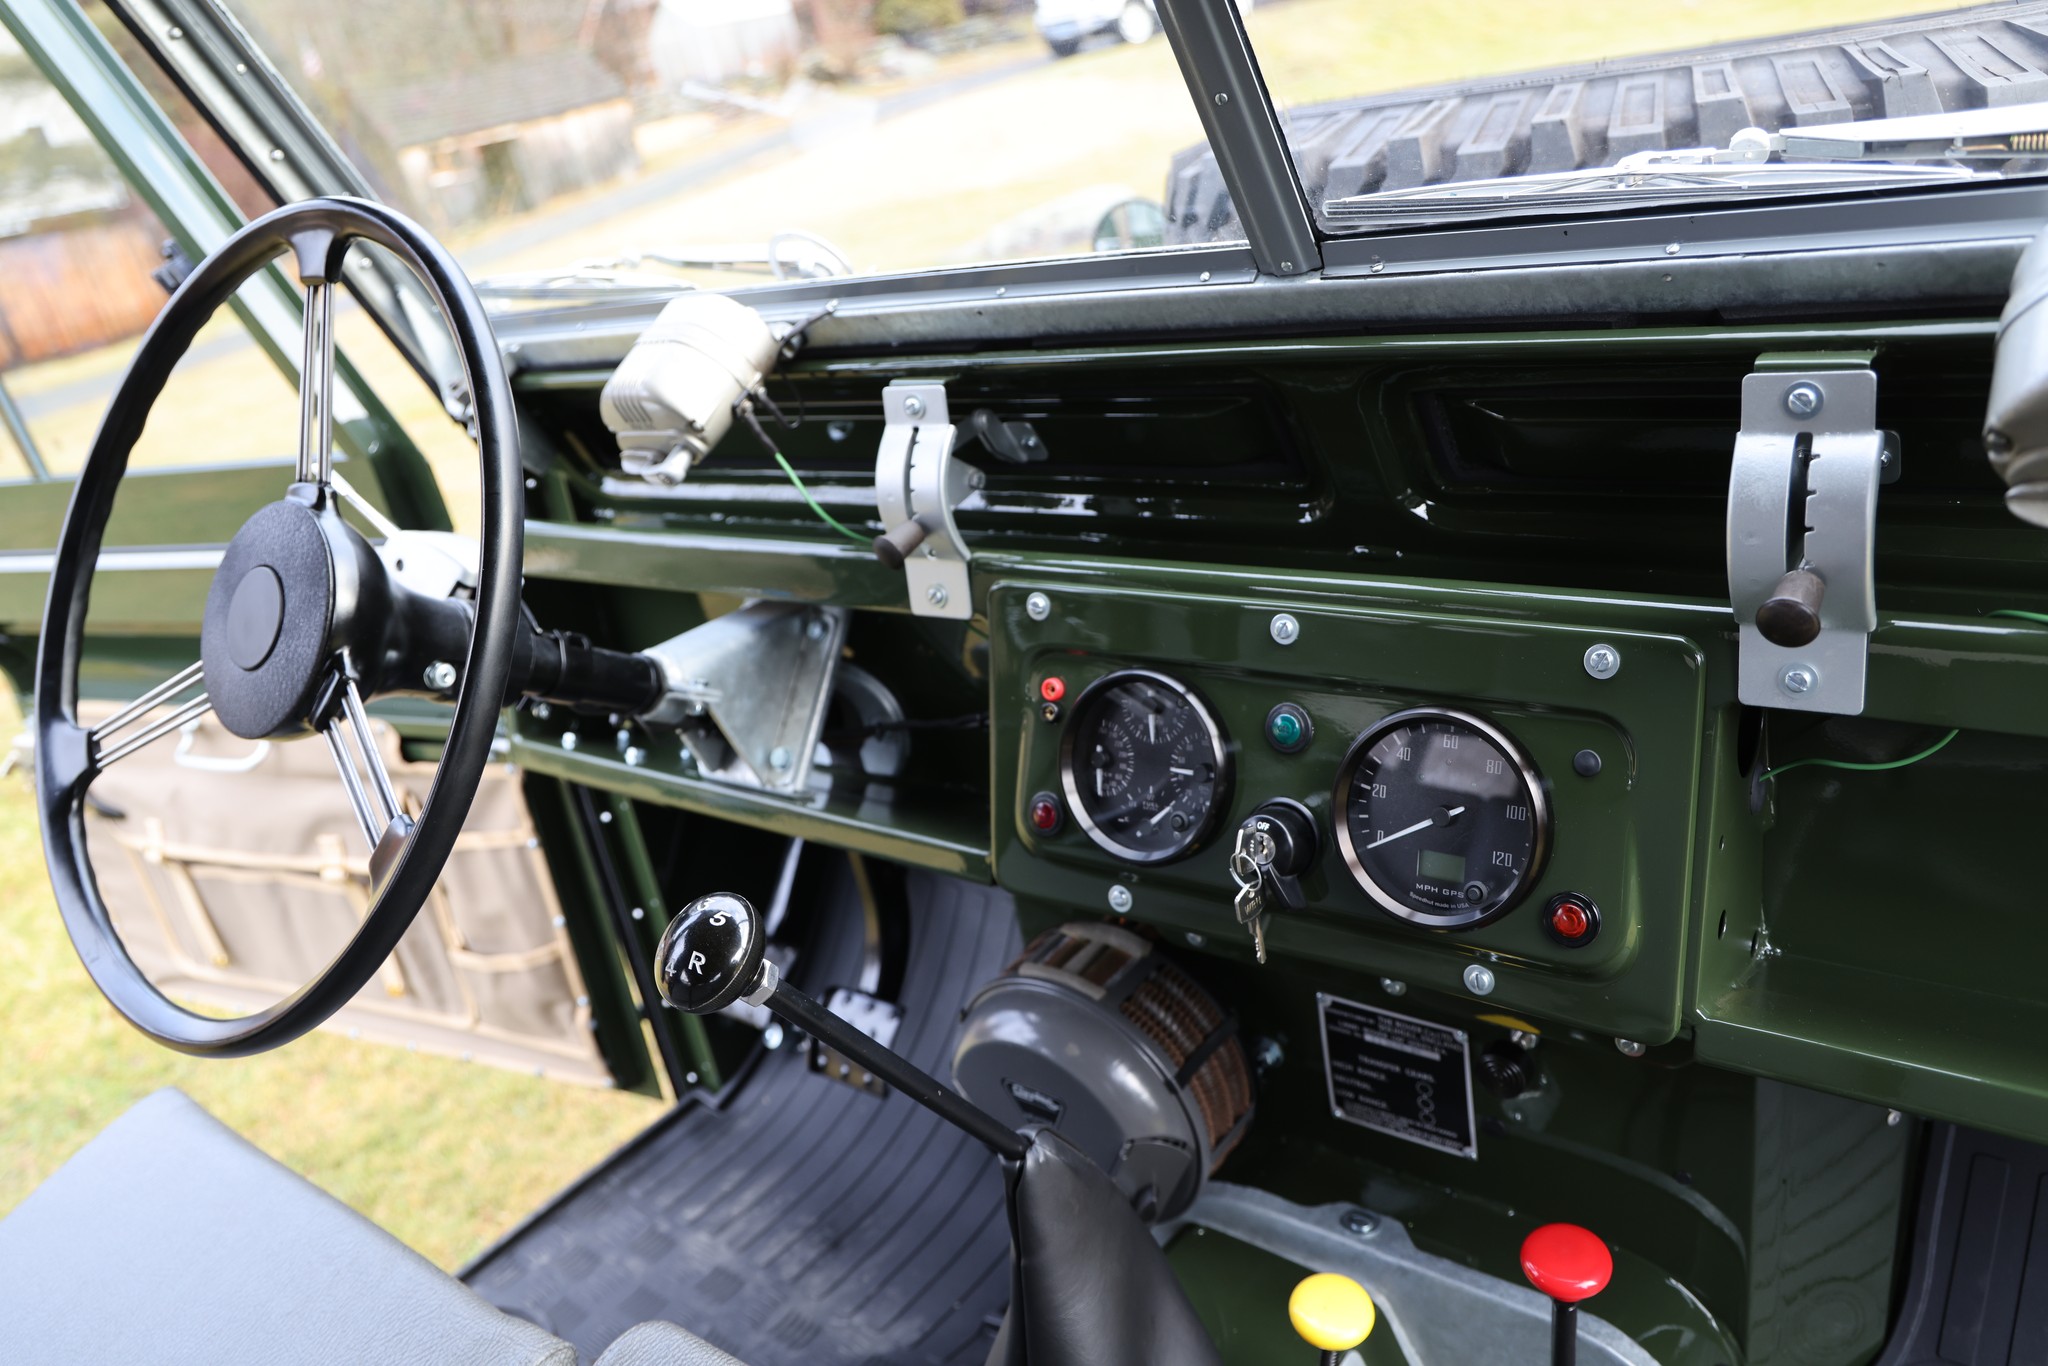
34, 197, 522, 1057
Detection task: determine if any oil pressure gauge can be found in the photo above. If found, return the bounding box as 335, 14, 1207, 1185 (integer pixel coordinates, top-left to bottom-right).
1333, 708, 1550, 929
1059, 670, 1231, 864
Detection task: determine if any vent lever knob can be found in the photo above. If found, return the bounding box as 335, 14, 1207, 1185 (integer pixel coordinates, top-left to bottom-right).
656, 893, 1029, 1161
1756, 567, 1825, 648
873, 516, 929, 570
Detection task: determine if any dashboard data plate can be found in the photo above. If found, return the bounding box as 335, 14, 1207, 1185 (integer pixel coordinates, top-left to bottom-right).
1318, 993, 1478, 1160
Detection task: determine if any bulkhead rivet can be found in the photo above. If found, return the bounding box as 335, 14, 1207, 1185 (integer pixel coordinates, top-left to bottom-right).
1784, 382, 1823, 418
1215, 92, 1230, 105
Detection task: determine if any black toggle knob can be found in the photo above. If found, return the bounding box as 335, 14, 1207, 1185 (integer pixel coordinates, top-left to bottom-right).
873, 517, 929, 570
1756, 568, 1825, 648
655, 892, 766, 1014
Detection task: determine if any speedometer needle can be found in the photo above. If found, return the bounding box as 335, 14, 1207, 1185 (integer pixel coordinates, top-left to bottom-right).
1366, 806, 1466, 850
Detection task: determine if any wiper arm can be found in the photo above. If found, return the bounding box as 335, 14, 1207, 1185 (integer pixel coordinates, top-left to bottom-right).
1323, 102, 2048, 229
474, 230, 854, 304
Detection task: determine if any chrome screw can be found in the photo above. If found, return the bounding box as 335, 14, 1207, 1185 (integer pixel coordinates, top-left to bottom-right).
1781, 666, 1816, 695
768, 746, 793, 772
926, 584, 949, 608
1379, 977, 1407, 997
1462, 963, 1496, 996
1107, 885, 1134, 913
1270, 613, 1301, 645
806, 615, 828, 641
1615, 1038, 1647, 1058
1784, 382, 1824, 418
560, 732, 579, 752
1510, 1029, 1540, 1052
1584, 643, 1621, 679
422, 660, 457, 691
1025, 591, 1052, 621
1185, 931, 1205, 948
530, 701, 551, 721
624, 746, 646, 767
902, 394, 926, 418
1887, 1109, 1903, 1127
1340, 1208, 1380, 1237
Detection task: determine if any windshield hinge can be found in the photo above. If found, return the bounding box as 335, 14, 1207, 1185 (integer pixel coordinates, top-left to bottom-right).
1727, 353, 1899, 716
874, 381, 982, 620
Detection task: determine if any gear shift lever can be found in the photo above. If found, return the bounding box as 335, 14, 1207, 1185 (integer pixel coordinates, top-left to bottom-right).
656, 891, 1223, 1366
655, 893, 1030, 1160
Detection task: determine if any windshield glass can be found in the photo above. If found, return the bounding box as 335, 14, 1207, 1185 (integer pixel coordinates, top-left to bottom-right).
1255, 0, 2027, 234
217, 0, 1227, 293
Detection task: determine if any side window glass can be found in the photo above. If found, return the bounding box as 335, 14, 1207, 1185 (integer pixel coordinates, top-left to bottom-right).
0, 24, 299, 478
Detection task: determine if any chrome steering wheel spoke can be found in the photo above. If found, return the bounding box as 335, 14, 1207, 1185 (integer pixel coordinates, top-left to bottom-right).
88, 661, 213, 769
295, 277, 337, 488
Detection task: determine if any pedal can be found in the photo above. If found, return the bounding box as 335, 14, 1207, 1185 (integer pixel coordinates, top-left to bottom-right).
807, 988, 904, 1096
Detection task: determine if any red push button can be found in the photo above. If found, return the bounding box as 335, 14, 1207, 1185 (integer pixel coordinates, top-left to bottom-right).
1028, 792, 1063, 834
1040, 676, 1066, 703
1542, 893, 1600, 947
1521, 1223, 1613, 1303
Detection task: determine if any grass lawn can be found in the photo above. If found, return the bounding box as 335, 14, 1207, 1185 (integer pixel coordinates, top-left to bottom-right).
0, 683, 660, 1270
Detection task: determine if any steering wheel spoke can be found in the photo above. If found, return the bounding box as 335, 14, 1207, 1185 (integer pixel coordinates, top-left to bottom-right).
88, 661, 213, 769
296, 277, 337, 488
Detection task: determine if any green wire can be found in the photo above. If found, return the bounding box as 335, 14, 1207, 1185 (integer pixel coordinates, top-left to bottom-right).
1989, 608, 2048, 627
768, 448, 871, 547
1760, 728, 1959, 784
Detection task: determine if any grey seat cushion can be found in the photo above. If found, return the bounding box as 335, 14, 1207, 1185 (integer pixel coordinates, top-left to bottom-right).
0, 1088, 575, 1365
596, 1322, 750, 1366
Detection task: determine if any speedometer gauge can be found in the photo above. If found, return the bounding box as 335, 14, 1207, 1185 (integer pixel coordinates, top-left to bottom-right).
1060, 670, 1231, 865
1333, 708, 1550, 929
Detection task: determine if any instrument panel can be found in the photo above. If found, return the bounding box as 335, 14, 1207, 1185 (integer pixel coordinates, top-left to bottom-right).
992, 582, 1708, 1044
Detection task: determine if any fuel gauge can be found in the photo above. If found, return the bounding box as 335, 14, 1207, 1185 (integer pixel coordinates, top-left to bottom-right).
1058, 670, 1232, 864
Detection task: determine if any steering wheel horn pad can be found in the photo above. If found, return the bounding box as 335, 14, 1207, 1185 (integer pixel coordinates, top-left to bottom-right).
201, 499, 338, 738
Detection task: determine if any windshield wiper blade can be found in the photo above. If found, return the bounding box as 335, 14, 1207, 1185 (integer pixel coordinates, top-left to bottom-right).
1323, 102, 2048, 229
1325, 158, 1989, 227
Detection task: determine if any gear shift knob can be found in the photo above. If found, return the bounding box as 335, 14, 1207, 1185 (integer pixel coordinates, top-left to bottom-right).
1520, 1223, 1612, 1366
1288, 1273, 1375, 1365
654, 892, 773, 1014
655, 894, 1029, 1160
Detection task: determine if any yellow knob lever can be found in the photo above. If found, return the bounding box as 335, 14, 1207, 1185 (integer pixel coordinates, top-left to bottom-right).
1289, 1272, 1377, 1355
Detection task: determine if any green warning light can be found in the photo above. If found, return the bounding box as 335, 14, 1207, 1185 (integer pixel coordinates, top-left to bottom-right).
1266, 703, 1312, 754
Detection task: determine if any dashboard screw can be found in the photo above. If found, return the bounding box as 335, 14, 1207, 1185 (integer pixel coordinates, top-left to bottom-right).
1583, 643, 1621, 679
1269, 612, 1300, 645
1108, 885, 1134, 913
903, 394, 926, 418
1462, 963, 1496, 996
1379, 977, 1407, 997
1025, 591, 1052, 621
1615, 1038, 1647, 1058
422, 660, 457, 692
1784, 382, 1824, 418
560, 731, 578, 752
1781, 665, 1817, 694
926, 583, 949, 608
769, 746, 793, 772
1887, 1109, 1903, 1126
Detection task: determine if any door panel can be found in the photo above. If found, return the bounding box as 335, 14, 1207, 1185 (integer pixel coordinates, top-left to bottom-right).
82, 705, 612, 1085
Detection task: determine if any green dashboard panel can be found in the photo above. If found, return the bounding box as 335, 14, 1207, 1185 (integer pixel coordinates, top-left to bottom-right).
986, 581, 1708, 1043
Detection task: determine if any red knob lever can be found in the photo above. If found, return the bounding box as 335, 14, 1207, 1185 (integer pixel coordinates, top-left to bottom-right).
1521, 1223, 1612, 1366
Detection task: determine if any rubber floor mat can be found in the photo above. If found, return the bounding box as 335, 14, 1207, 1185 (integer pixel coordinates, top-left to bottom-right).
1874, 1122, 2048, 1365
465, 864, 1022, 1366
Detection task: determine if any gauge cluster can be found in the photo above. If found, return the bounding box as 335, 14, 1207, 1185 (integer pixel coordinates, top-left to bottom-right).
994, 583, 1709, 1044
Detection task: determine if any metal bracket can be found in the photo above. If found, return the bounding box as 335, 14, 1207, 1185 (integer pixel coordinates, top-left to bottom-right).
1727, 359, 1886, 715
874, 381, 981, 620
638, 602, 848, 794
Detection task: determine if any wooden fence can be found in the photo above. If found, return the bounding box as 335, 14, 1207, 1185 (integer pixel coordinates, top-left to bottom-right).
0, 210, 167, 371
